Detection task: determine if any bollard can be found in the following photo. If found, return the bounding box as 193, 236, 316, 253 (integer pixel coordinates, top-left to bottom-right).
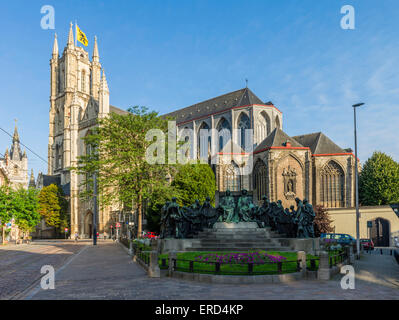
148, 251, 160, 278
317, 251, 330, 281
297, 251, 307, 277
168, 252, 177, 277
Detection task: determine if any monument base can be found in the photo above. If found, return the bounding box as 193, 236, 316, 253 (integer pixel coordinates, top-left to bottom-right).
213, 222, 259, 229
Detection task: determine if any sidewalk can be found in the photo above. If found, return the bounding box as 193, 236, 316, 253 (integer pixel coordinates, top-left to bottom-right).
28, 242, 398, 300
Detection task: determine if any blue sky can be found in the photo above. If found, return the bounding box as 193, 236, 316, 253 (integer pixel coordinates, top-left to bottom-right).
1, 0, 399, 176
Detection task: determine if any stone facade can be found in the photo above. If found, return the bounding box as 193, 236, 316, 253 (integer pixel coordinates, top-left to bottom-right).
0, 125, 29, 189
46, 24, 126, 238
165, 88, 357, 209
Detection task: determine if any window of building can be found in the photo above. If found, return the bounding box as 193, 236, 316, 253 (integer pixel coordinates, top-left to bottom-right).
253, 160, 267, 201
217, 118, 231, 152
224, 162, 240, 192
320, 160, 345, 208
237, 113, 251, 150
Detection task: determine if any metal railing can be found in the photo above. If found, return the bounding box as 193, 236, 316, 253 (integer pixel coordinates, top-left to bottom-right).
329, 251, 348, 268
169, 258, 302, 275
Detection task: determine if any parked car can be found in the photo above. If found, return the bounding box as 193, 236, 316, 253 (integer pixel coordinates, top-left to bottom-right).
142, 231, 159, 239
320, 233, 356, 245
360, 238, 374, 250
394, 237, 399, 248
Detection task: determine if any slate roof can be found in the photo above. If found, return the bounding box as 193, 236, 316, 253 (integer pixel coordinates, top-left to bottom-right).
164, 88, 266, 124
292, 132, 346, 155
254, 128, 304, 153
110, 105, 129, 115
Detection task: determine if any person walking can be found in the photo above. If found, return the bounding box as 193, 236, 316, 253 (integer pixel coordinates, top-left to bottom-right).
74, 232, 79, 242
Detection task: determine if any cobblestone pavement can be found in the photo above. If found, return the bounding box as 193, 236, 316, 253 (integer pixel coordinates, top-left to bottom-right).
0, 240, 88, 300
27, 242, 398, 300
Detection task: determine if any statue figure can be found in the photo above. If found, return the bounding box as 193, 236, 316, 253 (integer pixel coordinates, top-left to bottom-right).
302, 198, 316, 238
217, 190, 238, 223
189, 199, 202, 234
288, 205, 298, 238
274, 200, 287, 235
159, 201, 170, 239
256, 196, 272, 228
295, 197, 308, 238
179, 206, 195, 238
200, 197, 218, 229
161, 197, 182, 238
237, 189, 255, 222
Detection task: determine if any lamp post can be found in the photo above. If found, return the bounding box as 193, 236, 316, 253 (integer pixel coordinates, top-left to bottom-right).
93, 172, 97, 246
353, 102, 364, 259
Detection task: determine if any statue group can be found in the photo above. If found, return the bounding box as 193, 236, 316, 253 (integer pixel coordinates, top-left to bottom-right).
159, 189, 315, 239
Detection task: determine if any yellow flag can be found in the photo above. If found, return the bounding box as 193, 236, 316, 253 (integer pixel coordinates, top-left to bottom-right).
76, 24, 88, 46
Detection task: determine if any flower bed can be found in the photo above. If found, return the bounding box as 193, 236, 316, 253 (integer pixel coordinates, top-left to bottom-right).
158, 251, 319, 275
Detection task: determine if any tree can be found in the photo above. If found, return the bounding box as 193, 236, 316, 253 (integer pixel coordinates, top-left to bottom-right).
359, 151, 399, 206
12, 187, 41, 235
74, 106, 173, 237
313, 205, 334, 237
146, 184, 175, 233
172, 163, 216, 207
0, 186, 12, 243
38, 184, 69, 236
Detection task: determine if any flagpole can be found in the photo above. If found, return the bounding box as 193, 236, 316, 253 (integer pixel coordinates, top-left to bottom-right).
75, 20, 77, 47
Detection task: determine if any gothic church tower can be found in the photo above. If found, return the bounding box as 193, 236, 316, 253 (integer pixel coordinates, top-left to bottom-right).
48, 23, 110, 237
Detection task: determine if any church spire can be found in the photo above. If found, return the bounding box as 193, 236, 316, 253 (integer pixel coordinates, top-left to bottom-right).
92, 36, 99, 62
52, 33, 59, 58
100, 69, 109, 93
67, 22, 74, 47
29, 169, 36, 188
13, 121, 20, 143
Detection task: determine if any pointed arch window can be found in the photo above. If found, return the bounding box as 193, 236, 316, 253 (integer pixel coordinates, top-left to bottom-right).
320, 161, 345, 208
253, 160, 267, 201
275, 116, 281, 129
237, 113, 251, 150
217, 118, 231, 152
81, 70, 86, 92
197, 122, 211, 160
224, 162, 240, 192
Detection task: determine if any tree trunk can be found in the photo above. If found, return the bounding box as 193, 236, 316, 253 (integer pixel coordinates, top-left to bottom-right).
137, 194, 142, 238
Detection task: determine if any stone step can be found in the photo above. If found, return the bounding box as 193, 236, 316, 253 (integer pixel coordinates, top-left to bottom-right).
198, 237, 274, 242
186, 247, 291, 252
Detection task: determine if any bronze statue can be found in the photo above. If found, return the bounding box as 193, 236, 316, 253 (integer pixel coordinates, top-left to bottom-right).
217, 190, 238, 223
237, 189, 255, 222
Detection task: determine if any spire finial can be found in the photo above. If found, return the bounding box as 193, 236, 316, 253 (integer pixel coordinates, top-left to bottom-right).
100, 69, 109, 92
245, 78, 248, 88
13, 119, 19, 143
52, 32, 59, 57
92, 35, 99, 62
67, 22, 74, 47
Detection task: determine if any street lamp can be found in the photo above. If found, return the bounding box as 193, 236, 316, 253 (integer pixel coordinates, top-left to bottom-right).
353, 102, 364, 259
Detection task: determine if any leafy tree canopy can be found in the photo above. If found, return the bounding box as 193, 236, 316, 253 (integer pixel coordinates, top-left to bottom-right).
172, 163, 216, 207
359, 151, 399, 205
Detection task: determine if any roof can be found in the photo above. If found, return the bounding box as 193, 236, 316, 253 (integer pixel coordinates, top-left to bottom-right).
292, 132, 346, 155
110, 105, 129, 115
164, 88, 267, 124
254, 128, 304, 153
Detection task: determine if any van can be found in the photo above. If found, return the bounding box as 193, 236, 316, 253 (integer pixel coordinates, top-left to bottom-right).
320, 233, 356, 245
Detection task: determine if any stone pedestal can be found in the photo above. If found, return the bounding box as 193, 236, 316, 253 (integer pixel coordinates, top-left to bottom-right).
213, 222, 259, 229
148, 251, 160, 278
297, 251, 307, 276
317, 251, 330, 280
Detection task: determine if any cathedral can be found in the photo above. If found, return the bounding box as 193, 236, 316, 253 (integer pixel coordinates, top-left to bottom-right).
0, 125, 29, 189
44, 24, 127, 238
44, 24, 357, 238
165, 88, 357, 210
